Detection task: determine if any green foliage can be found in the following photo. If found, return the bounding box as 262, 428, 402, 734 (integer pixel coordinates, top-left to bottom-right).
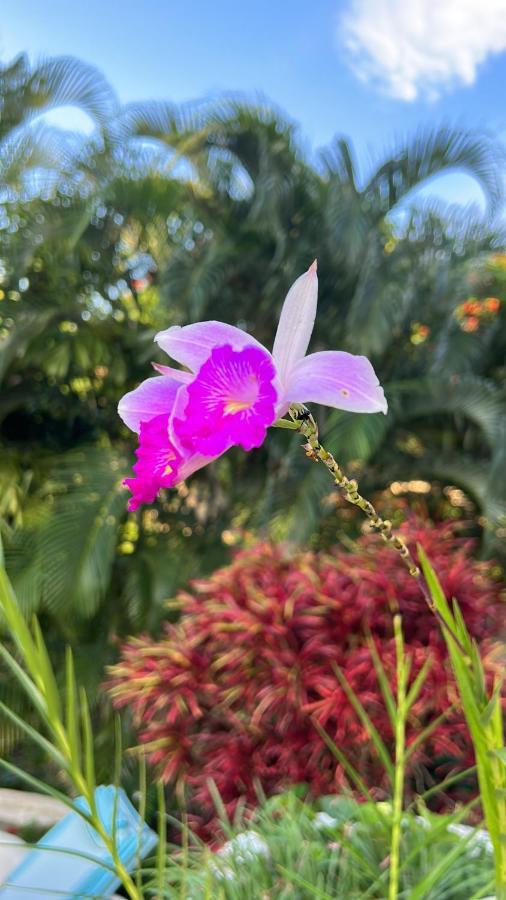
418, 547, 506, 900
5, 447, 125, 618
419, 546, 506, 898
0, 554, 143, 897
0, 547, 498, 898
180, 793, 493, 900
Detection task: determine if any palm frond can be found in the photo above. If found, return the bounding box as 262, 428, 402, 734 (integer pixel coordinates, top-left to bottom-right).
324, 409, 391, 465
388, 376, 504, 449
365, 125, 504, 214
0, 122, 74, 192
319, 136, 360, 188
5, 448, 126, 619
24, 55, 118, 128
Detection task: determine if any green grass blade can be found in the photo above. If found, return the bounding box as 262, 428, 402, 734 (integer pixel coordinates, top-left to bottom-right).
65, 646, 81, 771
0, 701, 68, 771
275, 866, 334, 899
136, 754, 147, 895
468, 877, 496, 900
156, 781, 167, 899
413, 764, 476, 805
112, 716, 122, 850
405, 705, 456, 763
407, 824, 484, 900
312, 719, 386, 818
0, 565, 39, 675
331, 661, 395, 782
418, 544, 506, 894
207, 777, 234, 838
79, 687, 96, 805
32, 616, 62, 724
367, 635, 397, 730
405, 655, 433, 710
0, 642, 48, 721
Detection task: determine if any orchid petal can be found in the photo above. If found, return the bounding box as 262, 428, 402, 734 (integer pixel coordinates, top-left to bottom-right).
168, 387, 225, 479
178, 450, 222, 482
168, 383, 190, 453
124, 412, 221, 511
155, 321, 265, 372
118, 376, 182, 433
283, 351, 388, 414
151, 363, 193, 381
172, 344, 278, 457
124, 414, 181, 511
272, 261, 318, 385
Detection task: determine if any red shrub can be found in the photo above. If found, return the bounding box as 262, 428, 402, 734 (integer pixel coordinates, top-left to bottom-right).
108, 520, 504, 833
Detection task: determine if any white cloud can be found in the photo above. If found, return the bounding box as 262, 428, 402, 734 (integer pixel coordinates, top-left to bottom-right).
340, 0, 506, 100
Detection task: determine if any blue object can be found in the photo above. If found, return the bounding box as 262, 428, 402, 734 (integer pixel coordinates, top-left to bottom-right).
0, 785, 158, 898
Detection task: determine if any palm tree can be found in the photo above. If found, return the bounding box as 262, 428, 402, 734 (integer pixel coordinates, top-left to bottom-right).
0, 53, 118, 192
125, 102, 505, 552
1, 92, 505, 637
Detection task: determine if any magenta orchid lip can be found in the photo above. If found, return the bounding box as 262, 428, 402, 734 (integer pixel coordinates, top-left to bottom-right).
118, 261, 387, 511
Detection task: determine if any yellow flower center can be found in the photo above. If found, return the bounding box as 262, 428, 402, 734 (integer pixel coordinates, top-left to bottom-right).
224, 399, 253, 415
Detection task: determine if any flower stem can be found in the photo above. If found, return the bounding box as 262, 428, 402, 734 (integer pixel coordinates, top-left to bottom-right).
289, 404, 467, 654
388, 616, 407, 900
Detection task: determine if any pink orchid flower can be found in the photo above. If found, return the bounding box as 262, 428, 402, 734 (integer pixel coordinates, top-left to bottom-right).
118, 261, 387, 510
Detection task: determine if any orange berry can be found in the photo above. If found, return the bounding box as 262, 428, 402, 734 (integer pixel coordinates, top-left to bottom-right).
462, 316, 479, 332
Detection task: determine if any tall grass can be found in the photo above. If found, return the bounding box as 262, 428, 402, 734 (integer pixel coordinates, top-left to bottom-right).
419, 545, 506, 899
0, 550, 143, 899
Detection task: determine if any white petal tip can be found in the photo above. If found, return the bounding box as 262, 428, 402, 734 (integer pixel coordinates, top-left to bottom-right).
154, 325, 180, 346
152, 362, 172, 375
308, 259, 317, 274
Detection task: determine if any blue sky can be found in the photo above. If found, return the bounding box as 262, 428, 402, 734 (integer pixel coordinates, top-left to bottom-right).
2, 0, 506, 211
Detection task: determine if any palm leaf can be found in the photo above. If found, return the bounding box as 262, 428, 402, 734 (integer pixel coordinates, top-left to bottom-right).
23, 55, 118, 128
364, 125, 504, 214
5, 448, 126, 619
388, 376, 504, 449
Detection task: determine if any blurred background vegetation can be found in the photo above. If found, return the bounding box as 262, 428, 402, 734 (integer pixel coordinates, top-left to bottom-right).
1, 53, 505, 778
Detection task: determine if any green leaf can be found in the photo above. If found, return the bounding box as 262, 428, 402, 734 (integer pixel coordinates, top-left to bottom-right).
0, 701, 68, 771
407, 821, 484, 900
275, 867, 334, 899
331, 661, 395, 782
490, 749, 506, 765
367, 636, 397, 731
405, 654, 433, 711
481, 682, 503, 728
405, 705, 456, 763
0, 564, 39, 676
418, 544, 506, 885
65, 647, 81, 772
32, 616, 62, 726
156, 781, 167, 900
0, 642, 48, 722
312, 719, 385, 817
80, 687, 96, 803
